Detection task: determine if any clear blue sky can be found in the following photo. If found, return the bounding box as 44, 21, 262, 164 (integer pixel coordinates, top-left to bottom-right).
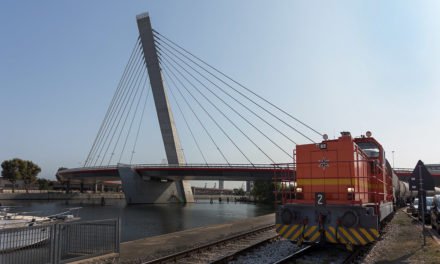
0, 1, 439, 189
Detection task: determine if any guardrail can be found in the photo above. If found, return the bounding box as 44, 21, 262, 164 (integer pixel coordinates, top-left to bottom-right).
0, 218, 120, 264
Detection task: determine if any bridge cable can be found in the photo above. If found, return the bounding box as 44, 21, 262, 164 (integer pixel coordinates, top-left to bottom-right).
84, 38, 140, 166
163, 65, 230, 165
118, 71, 151, 164
161, 66, 230, 165
157, 44, 294, 159
92, 44, 143, 166
108, 62, 148, 165
153, 30, 322, 141
163, 73, 209, 165
89, 40, 143, 166
158, 52, 276, 164
159, 55, 262, 165
106, 53, 148, 165
154, 36, 314, 144
130, 81, 152, 164
96, 47, 145, 166
155, 40, 298, 147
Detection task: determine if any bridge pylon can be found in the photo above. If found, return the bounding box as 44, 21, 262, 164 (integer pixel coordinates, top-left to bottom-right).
118, 13, 194, 204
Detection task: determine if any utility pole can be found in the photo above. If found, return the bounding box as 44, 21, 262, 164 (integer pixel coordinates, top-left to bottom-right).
419, 164, 426, 246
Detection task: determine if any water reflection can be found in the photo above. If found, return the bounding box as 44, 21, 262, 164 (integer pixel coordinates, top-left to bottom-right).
1, 200, 273, 242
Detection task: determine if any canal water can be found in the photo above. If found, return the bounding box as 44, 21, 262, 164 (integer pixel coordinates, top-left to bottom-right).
1, 199, 274, 242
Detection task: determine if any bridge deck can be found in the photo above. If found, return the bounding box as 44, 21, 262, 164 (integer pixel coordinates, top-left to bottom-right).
57, 164, 291, 184
58, 165, 439, 184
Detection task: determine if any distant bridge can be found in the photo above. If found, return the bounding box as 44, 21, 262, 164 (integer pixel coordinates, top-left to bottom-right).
394, 166, 440, 184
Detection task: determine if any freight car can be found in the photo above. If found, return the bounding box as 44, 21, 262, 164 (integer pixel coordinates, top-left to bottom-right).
274, 131, 418, 250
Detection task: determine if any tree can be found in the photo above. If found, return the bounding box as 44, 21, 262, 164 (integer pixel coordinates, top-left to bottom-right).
233, 188, 245, 196
56, 167, 68, 190
20, 160, 41, 193
1, 158, 22, 193
251, 181, 279, 204
37, 178, 53, 190
56, 167, 68, 183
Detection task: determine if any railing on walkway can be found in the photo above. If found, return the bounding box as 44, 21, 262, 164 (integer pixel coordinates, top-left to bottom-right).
0, 218, 120, 264
60, 163, 280, 173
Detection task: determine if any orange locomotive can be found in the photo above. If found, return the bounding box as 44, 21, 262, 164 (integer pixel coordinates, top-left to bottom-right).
275, 131, 395, 250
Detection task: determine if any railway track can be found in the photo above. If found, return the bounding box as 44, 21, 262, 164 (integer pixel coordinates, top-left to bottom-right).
142, 224, 278, 264
140, 223, 376, 264
270, 245, 314, 263
269, 244, 363, 264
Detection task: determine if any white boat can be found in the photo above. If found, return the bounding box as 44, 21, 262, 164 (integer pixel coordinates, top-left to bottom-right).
0, 207, 80, 252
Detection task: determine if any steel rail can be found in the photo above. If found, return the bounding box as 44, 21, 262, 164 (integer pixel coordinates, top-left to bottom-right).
141, 224, 276, 264
271, 245, 313, 264
209, 234, 279, 264
343, 246, 364, 264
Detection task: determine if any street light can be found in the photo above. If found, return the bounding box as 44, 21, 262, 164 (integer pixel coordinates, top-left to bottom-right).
392, 151, 395, 168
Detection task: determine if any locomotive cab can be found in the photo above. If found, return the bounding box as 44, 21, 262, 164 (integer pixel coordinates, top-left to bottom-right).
275, 131, 393, 250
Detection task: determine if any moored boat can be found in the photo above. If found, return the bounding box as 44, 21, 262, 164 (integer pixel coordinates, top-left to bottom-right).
0, 207, 80, 252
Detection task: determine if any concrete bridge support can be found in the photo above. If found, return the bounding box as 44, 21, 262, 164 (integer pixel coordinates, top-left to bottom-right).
119, 165, 193, 203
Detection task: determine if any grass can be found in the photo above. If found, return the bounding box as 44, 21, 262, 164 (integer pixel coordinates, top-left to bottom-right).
366, 210, 440, 263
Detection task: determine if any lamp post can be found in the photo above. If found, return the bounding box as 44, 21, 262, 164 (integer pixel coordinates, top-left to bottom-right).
392, 151, 395, 168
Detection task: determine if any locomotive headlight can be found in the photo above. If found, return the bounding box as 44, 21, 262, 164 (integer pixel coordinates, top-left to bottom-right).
319, 143, 327, 149
296, 187, 303, 193
347, 187, 355, 193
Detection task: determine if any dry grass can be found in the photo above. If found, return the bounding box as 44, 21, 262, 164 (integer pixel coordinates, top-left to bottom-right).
362, 210, 440, 264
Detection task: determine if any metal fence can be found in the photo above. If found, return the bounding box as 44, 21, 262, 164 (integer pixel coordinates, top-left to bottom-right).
0, 219, 120, 264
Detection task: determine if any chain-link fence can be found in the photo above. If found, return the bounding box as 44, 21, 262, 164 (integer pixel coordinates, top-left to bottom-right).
0, 218, 120, 264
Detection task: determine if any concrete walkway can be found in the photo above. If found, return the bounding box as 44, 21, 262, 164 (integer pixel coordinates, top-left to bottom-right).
119, 213, 275, 262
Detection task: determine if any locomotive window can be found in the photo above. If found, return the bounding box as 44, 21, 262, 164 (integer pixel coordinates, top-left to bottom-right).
356, 142, 380, 158
414, 198, 419, 205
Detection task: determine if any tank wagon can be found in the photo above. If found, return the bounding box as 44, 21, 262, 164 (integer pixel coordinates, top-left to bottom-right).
274, 131, 415, 250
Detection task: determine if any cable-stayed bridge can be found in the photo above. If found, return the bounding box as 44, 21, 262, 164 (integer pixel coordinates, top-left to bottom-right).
58, 13, 322, 204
